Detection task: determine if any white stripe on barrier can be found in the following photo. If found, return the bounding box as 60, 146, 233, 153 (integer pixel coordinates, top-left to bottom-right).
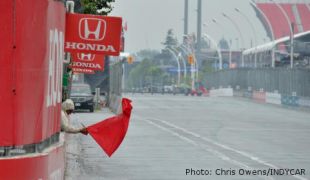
266, 92, 281, 105
298, 97, 310, 107
210, 88, 233, 97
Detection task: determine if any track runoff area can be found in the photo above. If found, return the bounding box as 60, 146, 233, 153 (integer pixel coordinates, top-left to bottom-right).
117, 94, 310, 180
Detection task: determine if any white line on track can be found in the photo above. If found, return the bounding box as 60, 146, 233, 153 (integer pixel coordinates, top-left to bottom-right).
143, 118, 308, 180
142, 119, 274, 180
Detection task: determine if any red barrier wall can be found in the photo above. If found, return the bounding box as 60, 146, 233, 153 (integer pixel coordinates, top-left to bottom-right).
0, 0, 65, 146
0, 1, 14, 145
0, 144, 64, 179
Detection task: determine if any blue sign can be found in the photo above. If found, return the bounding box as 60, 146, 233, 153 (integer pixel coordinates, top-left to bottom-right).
167, 68, 198, 73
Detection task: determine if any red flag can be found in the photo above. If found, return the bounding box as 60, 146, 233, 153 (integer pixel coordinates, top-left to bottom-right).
87, 98, 132, 157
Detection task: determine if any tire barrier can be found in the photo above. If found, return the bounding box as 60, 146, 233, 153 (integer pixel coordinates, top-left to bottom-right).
209, 88, 233, 97
266, 92, 282, 105
281, 95, 299, 107
252, 91, 266, 103
215, 88, 310, 109
233, 90, 244, 97
243, 91, 253, 99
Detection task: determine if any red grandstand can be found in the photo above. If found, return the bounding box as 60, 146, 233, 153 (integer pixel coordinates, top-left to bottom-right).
254, 1, 310, 39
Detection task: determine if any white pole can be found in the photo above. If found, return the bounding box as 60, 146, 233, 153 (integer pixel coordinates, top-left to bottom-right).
270, 0, 294, 68
235, 8, 258, 68
122, 63, 125, 93
211, 19, 232, 68
249, 1, 276, 67
222, 13, 245, 67
179, 46, 189, 79
194, 54, 199, 81
180, 45, 195, 89
167, 48, 181, 86
66, 1, 75, 13
203, 34, 223, 70
229, 39, 232, 68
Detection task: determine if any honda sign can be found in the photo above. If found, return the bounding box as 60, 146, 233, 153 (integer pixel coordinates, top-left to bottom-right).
65, 14, 122, 56
79, 18, 106, 41
71, 53, 105, 71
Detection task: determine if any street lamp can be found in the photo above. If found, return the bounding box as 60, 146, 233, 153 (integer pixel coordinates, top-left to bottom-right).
211, 18, 232, 68
234, 8, 258, 68
203, 33, 223, 70
269, 0, 294, 68
166, 48, 181, 86
180, 44, 196, 90
178, 52, 187, 79
249, 0, 275, 67
222, 13, 245, 67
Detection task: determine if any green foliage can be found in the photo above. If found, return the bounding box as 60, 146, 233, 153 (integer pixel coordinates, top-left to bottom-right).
127, 58, 165, 89
78, 0, 115, 15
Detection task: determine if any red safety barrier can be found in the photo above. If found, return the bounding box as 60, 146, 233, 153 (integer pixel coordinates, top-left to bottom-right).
0, 0, 65, 146
0, 0, 14, 146
252, 91, 266, 103
0, 144, 64, 179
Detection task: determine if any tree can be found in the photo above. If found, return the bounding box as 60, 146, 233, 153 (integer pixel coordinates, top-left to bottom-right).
218, 38, 230, 50
136, 49, 160, 61
127, 58, 165, 90
163, 29, 178, 49
73, 0, 115, 15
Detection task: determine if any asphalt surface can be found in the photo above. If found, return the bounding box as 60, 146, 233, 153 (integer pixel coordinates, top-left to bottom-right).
65, 94, 310, 180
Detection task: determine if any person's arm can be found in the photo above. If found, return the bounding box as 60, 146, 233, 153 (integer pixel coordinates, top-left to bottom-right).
61, 111, 82, 134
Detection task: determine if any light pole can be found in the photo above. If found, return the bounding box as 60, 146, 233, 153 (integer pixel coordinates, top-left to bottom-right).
203, 34, 223, 70
180, 44, 196, 90
229, 39, 232, 68
166, 48, 181, 86
235, 8, 258, 67
222, 13, 245, 67
211, 18, 232, 68
178, 51, 187, 79
249, 0, 276, 67
269, 0, 294, 68
235, 38, 239, 49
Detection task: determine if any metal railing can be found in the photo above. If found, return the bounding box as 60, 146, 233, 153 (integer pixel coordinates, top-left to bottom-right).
203, 68, 310, 97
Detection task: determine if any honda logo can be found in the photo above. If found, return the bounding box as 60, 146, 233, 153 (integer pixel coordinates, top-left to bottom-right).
79, 18, 106, 41
77, 53, 95, 61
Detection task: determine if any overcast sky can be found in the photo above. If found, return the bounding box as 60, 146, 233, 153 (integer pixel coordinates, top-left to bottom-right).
110, 0, 275, 53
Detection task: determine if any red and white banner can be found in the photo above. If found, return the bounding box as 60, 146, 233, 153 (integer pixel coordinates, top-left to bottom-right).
65, 13, 122, 56
71, 53, 105, 71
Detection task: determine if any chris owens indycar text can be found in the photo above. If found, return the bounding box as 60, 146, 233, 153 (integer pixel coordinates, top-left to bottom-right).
185, 168, 306, 176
